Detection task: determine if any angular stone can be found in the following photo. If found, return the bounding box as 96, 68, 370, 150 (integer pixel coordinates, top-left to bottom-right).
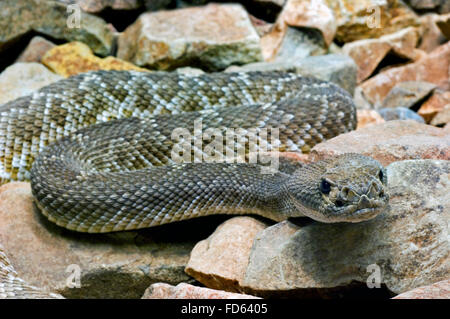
359, 41, 450, 107
342, 27, 421, 83
117, 4, 262, 71
0, 0, 115, 56
42, 41, 147, 77
0, 63, 62, 105
142, 283, 260, 299
418, 89, 450, 122
381, 81, 437, 109
0, 182, 197, 298
418, 14, 448, 52
272, 27, 327, 62
378, 107, 426, 123
225, 54, 357, 94
242, 160, 449, 295
311, 120, 449, 166
356, 109, 385, 129
430, 105, 450, 126
279, 0, 337, 46
406, 0, 450, 14
16, 36, 56, 63
393, 279, 450, 299
326, 0, 419, 43
185, 217, 269, 292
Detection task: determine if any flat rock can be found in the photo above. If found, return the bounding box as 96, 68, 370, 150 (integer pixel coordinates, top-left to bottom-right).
226, 54, 357, 94
0, 0, 115, 56
359, 41, 450, 107
117, 3, 262, 71
356, 109, 385, 130
418, 89, 450, 122
378, 107, 426, 123
0, 243, 63, 299
310, 120, 449, 166
392, 279, 450, 299
0, 63, 62, 105
326, 0, 419, 43
42, 41, 147, 77
142, 283, 260, 299
0, 182, 199, 298
185, 217, 269, 292
16, 36, 56, 63
381, 81, 437, 109
242, 160, 449, 295
342, 27, 421, 83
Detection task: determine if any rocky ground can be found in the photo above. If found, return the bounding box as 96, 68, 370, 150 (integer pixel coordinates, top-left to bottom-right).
0, 0, 449, 299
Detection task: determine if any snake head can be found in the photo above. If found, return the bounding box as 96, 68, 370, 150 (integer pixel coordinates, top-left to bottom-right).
288, 153, 389, 223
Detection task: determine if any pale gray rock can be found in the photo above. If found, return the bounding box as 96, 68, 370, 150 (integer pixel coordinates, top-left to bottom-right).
242, 160, 449, 295
378, 107, 426, 123
0, 63, 62, 105
226, 54, 357, 94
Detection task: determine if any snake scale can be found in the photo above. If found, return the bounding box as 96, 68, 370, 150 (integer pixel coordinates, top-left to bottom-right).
0, 70, 389, 298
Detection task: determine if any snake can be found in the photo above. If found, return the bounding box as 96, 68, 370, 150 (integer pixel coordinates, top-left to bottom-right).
0, 70, 389, 297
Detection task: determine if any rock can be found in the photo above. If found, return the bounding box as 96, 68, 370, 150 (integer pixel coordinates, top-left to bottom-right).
342, 27, 421, 83
418, 14, 448, 52
185, 217, 269, 292
381, 81, 436, 109
142, 283, 260, 299
378, 107, 426, 123
272, 27, 327, 62
311, 120, 449, 166
393, 279, 450, 299
249, 15, 274, 38
0, 243, 64, 299
226, 54, 357, 94
42, 42, 148, 77
292, 54, 358, 94
356, 109, 386, 129
0, 63, 62, 105
359, 41, 450, 107
0, 182, 199, 298
418, 89, 450, 122
260, 0, 334, 62
0, 0, 115, 56
75, 0, 143, 12
436, 13, 450, 39
175, 67, 205, 76
278, 0, 337, 46
15, 36, 56, 63
117, 4, 262, 71
326, 0, 419, 43
241, 160, 449, 296
430, 105, 450, 126
406, 0, 450, 14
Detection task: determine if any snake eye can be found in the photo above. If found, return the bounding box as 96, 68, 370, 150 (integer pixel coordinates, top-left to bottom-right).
319, 179, 331, 194
378, 169, 384, 181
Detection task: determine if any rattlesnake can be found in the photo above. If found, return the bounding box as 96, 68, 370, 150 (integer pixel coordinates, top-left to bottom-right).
0, 71, 389, 297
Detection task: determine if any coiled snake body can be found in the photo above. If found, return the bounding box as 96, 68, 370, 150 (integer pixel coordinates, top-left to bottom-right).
0, 71, 389, 297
